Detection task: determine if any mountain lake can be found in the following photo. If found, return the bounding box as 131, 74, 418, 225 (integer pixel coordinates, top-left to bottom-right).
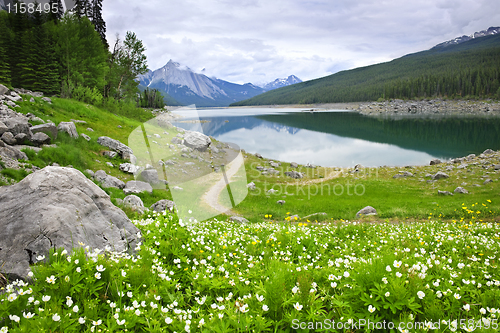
171, 107, 500, 168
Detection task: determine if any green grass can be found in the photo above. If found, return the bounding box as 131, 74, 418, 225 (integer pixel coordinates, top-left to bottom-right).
0, 168, 29, 182
229, 155, 500, 223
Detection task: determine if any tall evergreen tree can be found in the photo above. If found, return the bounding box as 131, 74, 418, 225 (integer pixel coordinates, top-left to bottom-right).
0, 12, 12, 85
55, 13, 108, 97
48, 0, 64, 22
90, 0, 107, 48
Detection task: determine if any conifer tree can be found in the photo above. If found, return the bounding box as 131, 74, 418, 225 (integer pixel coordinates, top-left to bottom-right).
0, 12, 12, 85
90, 0, 107, 48
48, 0, 64, 22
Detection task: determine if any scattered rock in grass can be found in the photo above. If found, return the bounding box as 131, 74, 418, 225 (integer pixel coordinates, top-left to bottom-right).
119, 163, 140, 174
87, 127, 94, 132
123, 195, 145, 214
438, 190, 453, 196
267, 189, 278, 194
230, 216, 249, 224
267, 168, 280, 175
41, 97, 52, 104
103, 151, 118, 158
139, 168, 160, 185
84, 169, 94, 177
172, 186, 183, 191
494, 164, 500, 171
31, 132, 51, 146
483, 149, 495, 155
247, 182, 256, 190
454, 186, 469, 194
0, 121, 8, 136
269, 161, 280, 168
393, 171, 413, 178
430, 159, 442, 165
290, 162, 298, 168
1, 132, 16, 145
355, 206, 377, 218
255, 153, 263, 159
432, 171, 449, 180
277, 200, 285, 205
150, 199, 176, 213
465, 154, 476, 161
285, 170, 304, 179
171, 137, 182, 145
0, 166, 140, 279
182, 131, 211, 151
106, 162, 114, 168
57, 121, 79, 139
30, 123, 57, 140
0, 145, 28, 160
484, 179, 493, 185
123, 181, 153, 194
81, 133, 91, 141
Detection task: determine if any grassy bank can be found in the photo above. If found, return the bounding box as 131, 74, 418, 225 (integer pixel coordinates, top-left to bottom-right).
221, 154, 500, 224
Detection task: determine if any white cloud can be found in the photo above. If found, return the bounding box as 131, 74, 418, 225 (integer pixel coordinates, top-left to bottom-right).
102, 0, 500, 84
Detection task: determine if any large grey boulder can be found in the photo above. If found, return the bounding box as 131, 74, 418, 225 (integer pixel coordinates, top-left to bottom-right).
31, 123, 58, 140
430, 159, 442, 165
123, 180, 153, 194
57, 121, 79, 138
0, 166, 140, 279
150, 199, 176, 213
97, 136, 134, 161
182, 131, 211, 151
355, 206, 377, 218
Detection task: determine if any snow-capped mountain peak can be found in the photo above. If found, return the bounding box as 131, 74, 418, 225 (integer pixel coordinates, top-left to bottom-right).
433, 26, 500, 49
262, 75, 302, 91
137, 60, 266, 107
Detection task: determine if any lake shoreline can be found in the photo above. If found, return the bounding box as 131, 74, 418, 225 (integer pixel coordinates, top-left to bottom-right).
168, 99, 500, 117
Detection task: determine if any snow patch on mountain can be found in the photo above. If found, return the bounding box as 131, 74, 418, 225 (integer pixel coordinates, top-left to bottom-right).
433, 26, 500, 49
262, 75, 302, 91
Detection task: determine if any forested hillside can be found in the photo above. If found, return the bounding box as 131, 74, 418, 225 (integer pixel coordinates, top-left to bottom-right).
0, 0, 163, 108
232, 34, 500, 106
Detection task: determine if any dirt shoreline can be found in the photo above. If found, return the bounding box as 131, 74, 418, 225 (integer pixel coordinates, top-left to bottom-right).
168, 99, 500, 117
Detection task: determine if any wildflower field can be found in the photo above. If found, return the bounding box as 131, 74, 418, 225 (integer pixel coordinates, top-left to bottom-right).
1, 201, 500, 333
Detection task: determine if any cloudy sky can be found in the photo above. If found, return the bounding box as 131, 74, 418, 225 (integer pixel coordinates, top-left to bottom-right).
103, 0, 500, 85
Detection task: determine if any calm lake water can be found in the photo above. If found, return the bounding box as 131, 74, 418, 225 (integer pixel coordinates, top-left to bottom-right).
172, 107, 500, 168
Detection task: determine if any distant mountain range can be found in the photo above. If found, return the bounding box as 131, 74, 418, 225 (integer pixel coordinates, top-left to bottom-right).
232, 26, 500, 106
137, 60, 301, 107
432, 26, 500, 49
261, 75, 302, 90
